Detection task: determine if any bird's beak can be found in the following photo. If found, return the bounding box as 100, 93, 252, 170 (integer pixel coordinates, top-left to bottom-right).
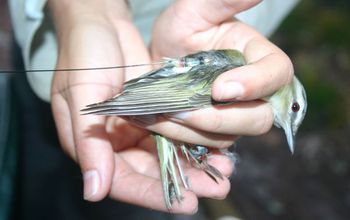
284, 122, 295, 154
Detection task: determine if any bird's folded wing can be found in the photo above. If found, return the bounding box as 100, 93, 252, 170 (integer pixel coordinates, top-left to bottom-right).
81, 81, 211, 115
81, 63, 225, 116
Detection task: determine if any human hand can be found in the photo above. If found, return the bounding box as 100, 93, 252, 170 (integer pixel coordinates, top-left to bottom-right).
49, 0, 233, 214
48, 0, 167, 212
149, 0, 293, 145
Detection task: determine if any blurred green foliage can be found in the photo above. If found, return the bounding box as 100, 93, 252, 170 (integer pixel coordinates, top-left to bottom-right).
229, 2, 350, 219
272, 0, 350, 132
278, 0, 350, 49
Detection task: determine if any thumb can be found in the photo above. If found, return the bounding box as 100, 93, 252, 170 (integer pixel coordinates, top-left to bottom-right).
69, 86, 116, 201
52, 85, 115, 202
76, 123, 115, 202
173, 0, 261, 27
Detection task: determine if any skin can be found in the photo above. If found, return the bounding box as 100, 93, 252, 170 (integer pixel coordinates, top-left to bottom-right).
49, 0, 294, 214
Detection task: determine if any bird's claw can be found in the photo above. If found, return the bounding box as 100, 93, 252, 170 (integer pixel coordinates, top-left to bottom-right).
183, 144, 224, 182
156, 135, 224, 209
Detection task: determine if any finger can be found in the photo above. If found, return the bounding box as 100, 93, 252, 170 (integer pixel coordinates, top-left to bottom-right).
212, 25, 294, 101
151, 0, 262, 59
185, 168, 231, 200
182, 153, 234, 199
51, 92, 76, 158
118, 144, 233, 202
110, 154, 199, 214
118, 146, 234, 183
67, 83, 117, 202
57, 25, 128, 202
212, 53, 293, 101
129, 116, 238, 148
167, 101, 274, 136
206, 153, 236, 178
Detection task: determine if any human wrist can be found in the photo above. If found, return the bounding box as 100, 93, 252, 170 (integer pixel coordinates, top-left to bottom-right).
48, 0, 131, 39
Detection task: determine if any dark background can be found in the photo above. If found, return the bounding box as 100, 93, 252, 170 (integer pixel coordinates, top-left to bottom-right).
220, 1, 350, 220
1, 0, 349, 220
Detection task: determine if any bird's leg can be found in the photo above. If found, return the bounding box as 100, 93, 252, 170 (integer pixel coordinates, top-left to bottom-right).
199, 160, 224, 183
180, 143, 191, 162
155, 134, 184, 209
182, 145, 224, 182
156, 135, 225, 209
173, 143, 190, 189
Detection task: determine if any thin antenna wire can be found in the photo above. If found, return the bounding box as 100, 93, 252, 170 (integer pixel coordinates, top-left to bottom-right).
0, 61, 167, 74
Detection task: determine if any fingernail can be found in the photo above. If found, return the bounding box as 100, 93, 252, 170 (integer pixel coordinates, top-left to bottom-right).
219, 81, 244, 100
83, 170, 100, 200
167, 111, 192, 120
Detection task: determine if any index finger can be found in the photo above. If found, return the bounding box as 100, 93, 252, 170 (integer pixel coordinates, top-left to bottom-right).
212, 22, 294, 101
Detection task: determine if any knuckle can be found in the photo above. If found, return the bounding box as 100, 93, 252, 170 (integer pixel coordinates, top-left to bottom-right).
207, 112, 225, 132
242, 82, 254, 99
281, 54, 294, 85
191, 110, 224, 132
238, 65, 259, 99
255, 107, 274, 135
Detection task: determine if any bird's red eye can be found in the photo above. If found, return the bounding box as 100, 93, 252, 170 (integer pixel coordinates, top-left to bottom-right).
292, 102, 300, 112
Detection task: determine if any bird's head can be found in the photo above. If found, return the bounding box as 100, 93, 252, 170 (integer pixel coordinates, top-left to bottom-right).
268, 76, 307, 153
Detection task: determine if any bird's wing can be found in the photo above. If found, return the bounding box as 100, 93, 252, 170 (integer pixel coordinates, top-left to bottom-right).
81, 65, 216, 115
83, 92, 211, 116
81, 61, 236, 116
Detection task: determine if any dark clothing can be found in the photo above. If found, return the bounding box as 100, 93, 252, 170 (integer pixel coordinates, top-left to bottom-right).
0, 73, 17, 220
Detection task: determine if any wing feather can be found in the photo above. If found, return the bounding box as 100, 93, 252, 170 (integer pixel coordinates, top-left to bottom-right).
82, 53, 237, 116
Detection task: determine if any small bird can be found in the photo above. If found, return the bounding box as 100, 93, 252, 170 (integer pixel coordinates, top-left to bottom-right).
81, 49, 307, 208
